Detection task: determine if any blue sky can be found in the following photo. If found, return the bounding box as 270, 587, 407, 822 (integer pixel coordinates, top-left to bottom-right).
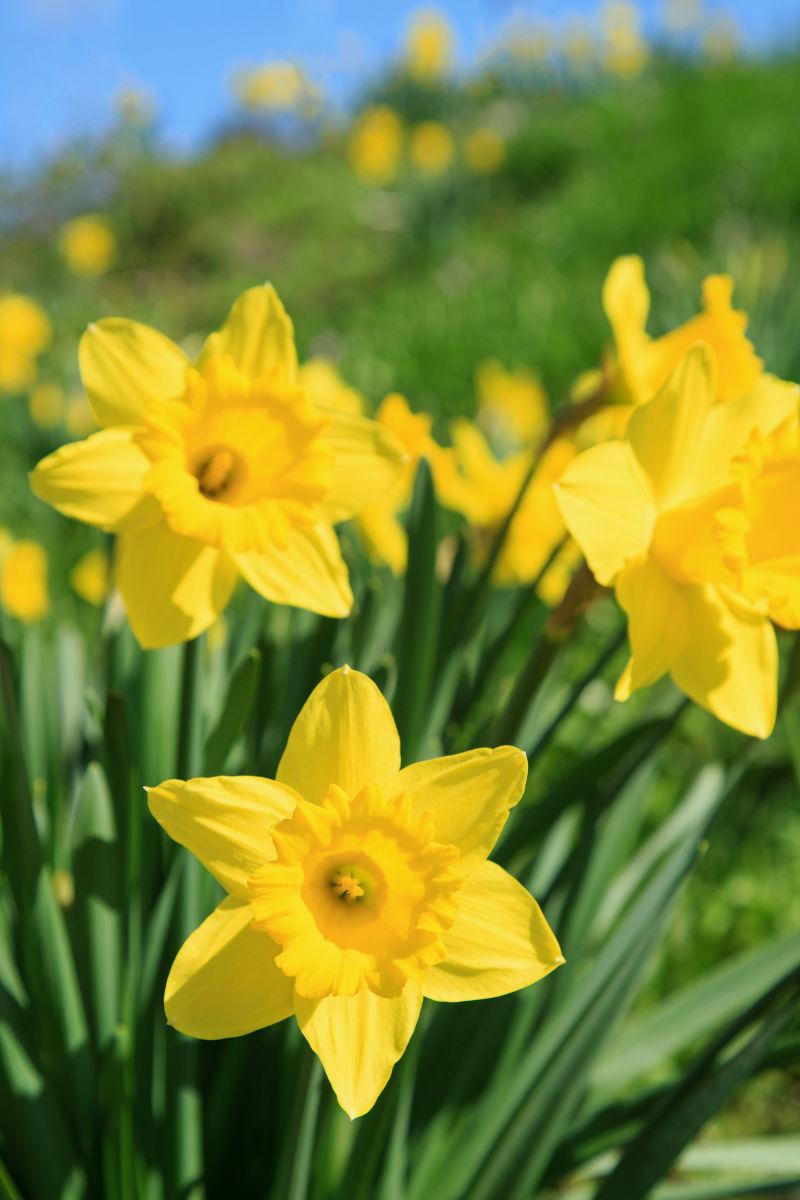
1, 0, 798, 170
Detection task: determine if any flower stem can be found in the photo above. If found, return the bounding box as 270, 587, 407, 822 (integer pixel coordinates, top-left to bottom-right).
283, 1049, 323, 1200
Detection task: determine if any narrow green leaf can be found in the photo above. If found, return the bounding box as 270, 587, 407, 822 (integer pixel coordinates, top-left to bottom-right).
203, 648, 261, 774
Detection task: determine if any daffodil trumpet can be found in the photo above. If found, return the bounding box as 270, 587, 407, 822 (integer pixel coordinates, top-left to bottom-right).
148, 666, 563, 1117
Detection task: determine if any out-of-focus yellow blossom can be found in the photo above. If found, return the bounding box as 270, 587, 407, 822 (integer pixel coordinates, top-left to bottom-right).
0, 537, 49, 623
405, 8, 455, 81
438, 420, 577, 602
348, 106, 404, 185
563, 20, 596, 73
602, 255, 782, 410
476, 360, 549, 449
59, 215, 118, 277
409, 122, 455, 176
149, 666, 562, 1116
602, 1, 649, 76
464, 127, 505, 175
233, 62, 311, 112
114, 86, 157, 127
357, 393, 454, 575
663, 0, 704, 35
70, 548, 109, 606
64, 393, 97, 438
30, 285, 404, 648
298, 359, 365, 417
506, 17, 554, 66
29, 382, 66, 429
702, 13, 740, 62
556, 344, 799, 737
0, 294, 52, 393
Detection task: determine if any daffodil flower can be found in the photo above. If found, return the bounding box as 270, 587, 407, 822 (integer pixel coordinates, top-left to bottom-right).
29, 286, 404, 647
148, 667, 563, 1117
555, 343, 799, 737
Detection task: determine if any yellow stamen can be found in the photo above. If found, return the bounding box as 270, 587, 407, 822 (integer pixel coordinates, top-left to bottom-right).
330, 870, 365, 903
196, 447, 237, 499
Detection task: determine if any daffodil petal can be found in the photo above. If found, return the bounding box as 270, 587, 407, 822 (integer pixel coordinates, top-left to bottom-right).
626, 343, 716, 507
29, 429, 149, 531
200, 284, 297, 384
116, 518, 238, 649
165, 897, 293, 1038
671, 585, 778, 738
79, 318, 188, 428
277, 666, 400, 806
147, 776, 301, 898
294, 984, 422, 1118
614, 559, 688, 700
602, 254, 650, 351
357, 505, 408, 575
319, 411, 406, 523
232, 524, 352, 618
423, 861, 563, 1002
396, 746, 527, 874
554, 441, 656, 586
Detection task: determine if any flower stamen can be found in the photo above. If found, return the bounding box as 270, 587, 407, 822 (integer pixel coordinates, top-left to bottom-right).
330, 869, 366, 903
195, 446, 239, 500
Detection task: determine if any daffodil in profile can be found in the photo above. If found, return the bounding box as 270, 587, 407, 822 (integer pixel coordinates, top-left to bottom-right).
555, 343, 799, 737
148, 667, 563, 1117
29, 286, 404, 648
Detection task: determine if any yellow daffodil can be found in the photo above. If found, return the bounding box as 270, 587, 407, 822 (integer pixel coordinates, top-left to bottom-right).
58, 215, 118, 277
562, 20, 596, 73
604, 255, 766, 408
0, 537, 49, 623
464, 127, 506, 175
30, 286, 404, 648
298, 359, 365, 417
233, 62, 311, 112
29, 382, 66, 429
0, 294, 51, 393
476, 359, 549, 449
70, 548, 109, 606
148, 666, 563, 1116
356, 393, 454, 575
555, 344, 799, 737
404, 9, 455, 81
439, 420, 577, 602
348, 107, 404, 185
64, 392, 97, 437
601, 1, 648, 77
409, 122, 454, 177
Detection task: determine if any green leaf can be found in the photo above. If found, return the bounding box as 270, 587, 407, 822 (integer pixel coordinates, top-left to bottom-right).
203, 648, 261, 774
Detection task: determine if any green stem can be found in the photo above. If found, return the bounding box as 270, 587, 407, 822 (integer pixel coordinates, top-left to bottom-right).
283, 1053, 323, 1200
489, 633, 562, 748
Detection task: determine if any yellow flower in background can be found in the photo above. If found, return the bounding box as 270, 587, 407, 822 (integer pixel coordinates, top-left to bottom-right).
405, 8, 455, 81
438, 420, 577, 602
70, 548, 109, 607
476, 360, 549, 449
356, 393, 453, 575
348, 106, 404, 185
601, 1, 648, 76
563, 19, 596, 73
30, 285, 404, 648
503, 16, 554, 66
0, 536, 49, 623
298, 359, 365, 417
555, 344, 799, 737
58, 215, 118, 277
409, 122, 455, 176
64, 393, 97, 438
233, 62, 312, 112
149, 666, 562, 1116
603, 255, 773, 409
0, 294, 52, 393
114, 85, 158, 127
464, 127, 505, 175
29, 382, 66, 429
703, 13, 740, 62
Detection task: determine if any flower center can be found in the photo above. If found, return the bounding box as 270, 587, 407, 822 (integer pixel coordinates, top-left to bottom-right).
330, 866, 368, 902
193, 446, 242, 500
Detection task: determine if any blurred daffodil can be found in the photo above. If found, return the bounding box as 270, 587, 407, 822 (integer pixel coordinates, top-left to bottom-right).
233, 62, 313, 112
476, 360, 549, 449
149, 666, 562, 1117
556, 344, 799, 737
348, 107, 404, 185
0, 536, 49, 623
601, 1, 648, 76
464, 127, 505, 175
404, 8, 455, 81
64, 393, 97, 437
603, 255, 778, 409
563, 20, 596, 73
0, 294, 51, 393
70, 548, 109, 607
58, 215, 118, 277
30, 285, 404, 648
298, 359, 365, 417
409, 122, 455, 176
439, 420, 577, 602
703, 13, 740, 62
29, 382, 66, 429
